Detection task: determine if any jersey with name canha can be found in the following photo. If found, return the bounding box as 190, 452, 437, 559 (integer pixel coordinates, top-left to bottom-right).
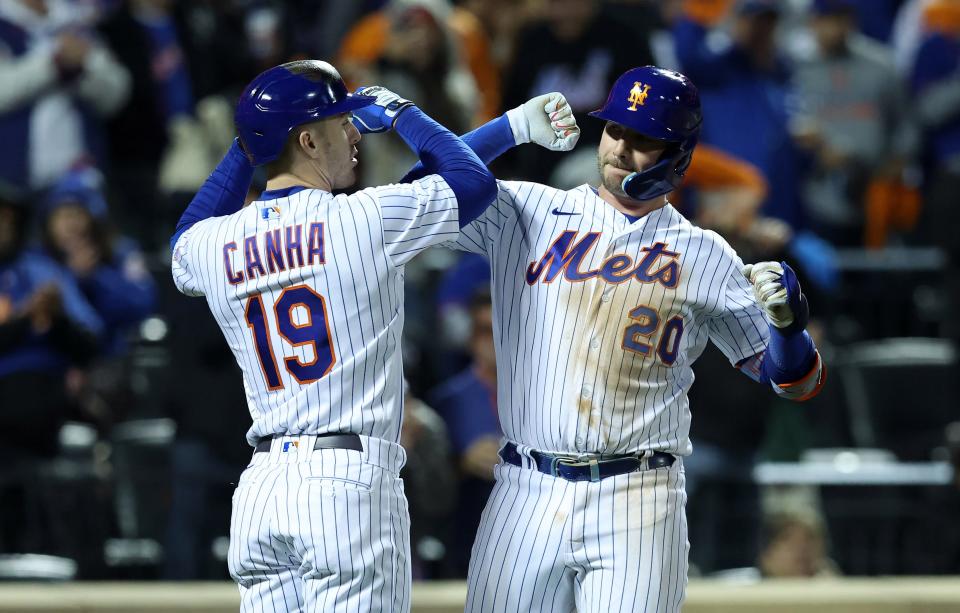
448, 181, 770, 456
172, 177, 459, 446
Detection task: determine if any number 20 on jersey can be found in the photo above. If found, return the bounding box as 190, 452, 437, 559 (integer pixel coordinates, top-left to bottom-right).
622, 305, 684, 366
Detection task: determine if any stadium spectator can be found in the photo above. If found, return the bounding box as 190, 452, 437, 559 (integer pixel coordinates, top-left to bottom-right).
98, 0, 246, 247
429, 289, 501, 576
338, 0, 481, 188
674, 0, 806, 230
0, 194, 102, 552
674, 0, 840, 291
792, 0, 918, 247
0, 194, 102, 454
456, 0, 543, 71
500, 0, 650, 183
758, 509, 840, 578
338, 0, 499, 127
160, 284, 249, 580
40, 168, 156, 356
0, 0, 130, 192
433, 253, 491, 380
400, 382, 457, 579
912, 0, 960, 343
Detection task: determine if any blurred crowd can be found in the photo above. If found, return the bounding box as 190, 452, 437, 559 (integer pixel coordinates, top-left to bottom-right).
0, 0, 959, 582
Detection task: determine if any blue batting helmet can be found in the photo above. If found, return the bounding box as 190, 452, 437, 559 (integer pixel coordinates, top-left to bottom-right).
235, 60, 377, 166
589, 66, 702, 200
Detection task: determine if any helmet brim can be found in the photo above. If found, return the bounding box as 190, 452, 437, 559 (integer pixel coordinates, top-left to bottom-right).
588, 109, 690, 143
327, 93, 377, 116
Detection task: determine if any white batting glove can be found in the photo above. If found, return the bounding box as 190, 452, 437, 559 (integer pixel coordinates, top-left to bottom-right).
506, 92, 580, 152
743, 261, 793, 329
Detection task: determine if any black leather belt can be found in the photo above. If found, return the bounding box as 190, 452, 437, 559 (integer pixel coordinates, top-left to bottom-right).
500, 442, 675, 482
254, 433, 363, 453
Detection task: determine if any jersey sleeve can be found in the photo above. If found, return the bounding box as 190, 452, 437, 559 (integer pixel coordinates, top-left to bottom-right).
707, 258, 771, 366
170, 223, 208, 297
444, 179, 516, 256
374, 174, 462, 266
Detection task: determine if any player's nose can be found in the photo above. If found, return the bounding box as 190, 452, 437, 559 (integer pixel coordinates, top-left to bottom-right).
347, 121, 361, 145
610, 136, 631, 158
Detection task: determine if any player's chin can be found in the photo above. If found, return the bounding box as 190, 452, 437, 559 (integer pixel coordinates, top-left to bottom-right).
600, 172, 627, 197
335, 169, 358, 190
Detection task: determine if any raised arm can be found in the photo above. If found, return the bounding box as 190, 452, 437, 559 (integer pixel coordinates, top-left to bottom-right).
351, 86, 496, 228
397, 93, 579, 183
169, 139, 254, 251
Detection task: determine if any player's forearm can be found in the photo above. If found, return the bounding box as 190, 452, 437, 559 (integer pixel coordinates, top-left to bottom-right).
745, 261, 825, 401
457, 114, 516, 166
400, 114, 514, 183
738, 329, 824, 401
170, 139, 253, 250
393, 107, 497, 228
760, 332, 827, 402
760, 328, 821, 386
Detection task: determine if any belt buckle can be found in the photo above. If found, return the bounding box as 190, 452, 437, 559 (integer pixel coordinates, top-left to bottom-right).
550, 453, 602, 482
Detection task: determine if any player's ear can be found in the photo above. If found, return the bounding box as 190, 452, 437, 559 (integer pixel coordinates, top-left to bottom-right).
297, 128, 317, 158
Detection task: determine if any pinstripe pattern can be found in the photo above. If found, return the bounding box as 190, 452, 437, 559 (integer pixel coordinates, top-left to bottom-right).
465, 461, 688, 612
447, 181, 768, 611
171, 175, 459, 447
172, 175, 454, 612
228, 435, 410, 613
447, 182, 769, 457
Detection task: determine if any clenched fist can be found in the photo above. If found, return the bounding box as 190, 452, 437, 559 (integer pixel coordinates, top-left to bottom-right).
743, 260, 809, 334
507, 92, 580, 152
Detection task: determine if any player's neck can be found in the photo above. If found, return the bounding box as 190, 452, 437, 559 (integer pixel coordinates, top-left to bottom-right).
598, 185, 668, 218
266, 169, 332, 193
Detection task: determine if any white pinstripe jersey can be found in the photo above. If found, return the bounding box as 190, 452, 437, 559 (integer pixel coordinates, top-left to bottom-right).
171, 175, 459, 446
449, 181, 770, 457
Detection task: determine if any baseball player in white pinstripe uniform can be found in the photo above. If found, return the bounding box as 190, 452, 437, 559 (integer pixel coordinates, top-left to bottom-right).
169, 60, 580, 612
424, 66, 825, 612
168, 61, 501, 612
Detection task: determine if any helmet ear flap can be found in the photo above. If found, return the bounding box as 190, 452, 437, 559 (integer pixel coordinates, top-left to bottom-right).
620, 140, 697, 201
674, 148, 695, 176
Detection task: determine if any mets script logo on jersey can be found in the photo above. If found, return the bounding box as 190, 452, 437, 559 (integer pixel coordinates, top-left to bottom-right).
628, 82, 651, 110
526, 231, 680, 287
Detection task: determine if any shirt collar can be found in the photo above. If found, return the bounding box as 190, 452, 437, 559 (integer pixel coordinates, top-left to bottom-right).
258, 185, 308, 200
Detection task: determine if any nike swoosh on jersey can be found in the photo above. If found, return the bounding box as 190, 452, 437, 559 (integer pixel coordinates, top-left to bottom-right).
551, 208, 580, 216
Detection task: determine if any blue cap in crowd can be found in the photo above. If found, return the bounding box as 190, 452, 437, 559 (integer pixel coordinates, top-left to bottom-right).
43, 168, 109, 219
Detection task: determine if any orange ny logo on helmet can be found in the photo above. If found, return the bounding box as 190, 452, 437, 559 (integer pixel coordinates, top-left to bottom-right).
627, 82, 651, 111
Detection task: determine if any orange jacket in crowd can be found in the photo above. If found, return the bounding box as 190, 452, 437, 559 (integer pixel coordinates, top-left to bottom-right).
338, 8, 501, 126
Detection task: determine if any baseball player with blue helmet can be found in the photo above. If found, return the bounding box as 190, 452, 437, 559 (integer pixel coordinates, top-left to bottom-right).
403, 64, 825, 611
181, 63, 824, 612
169, 59, 501, 612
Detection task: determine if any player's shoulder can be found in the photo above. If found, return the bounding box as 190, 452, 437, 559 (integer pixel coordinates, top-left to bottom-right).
172, 214, 224, 252
665, 206, 740, 260
356, 175, 454, 205
495, 180, 587, 215
496, 179, 574, 200
697, 227, 743, 270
